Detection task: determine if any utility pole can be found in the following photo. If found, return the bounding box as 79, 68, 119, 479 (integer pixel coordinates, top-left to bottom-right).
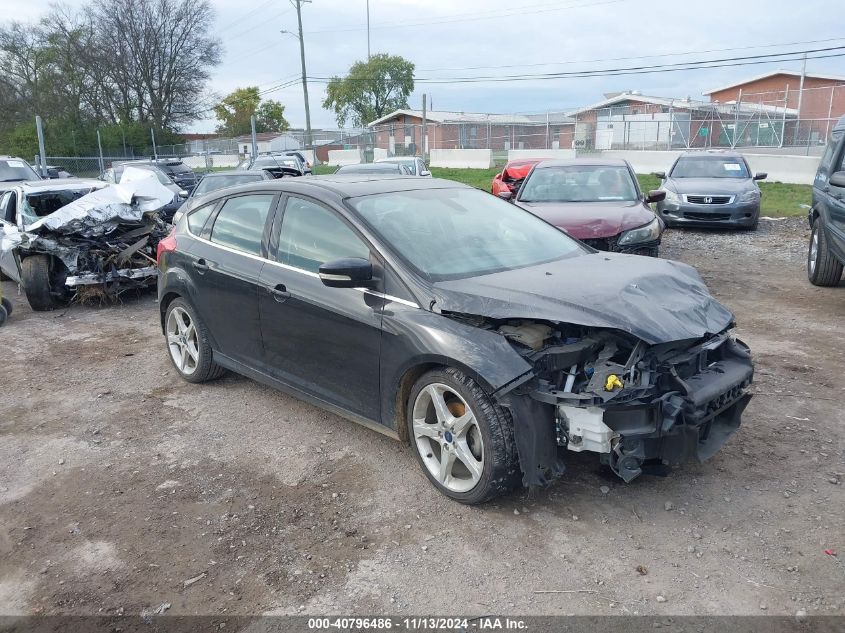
289, 0, 313, 156
250, 115, 259, 160
366, 0, 371, 59
421, 94, 427, 158
35, 115, 47, 178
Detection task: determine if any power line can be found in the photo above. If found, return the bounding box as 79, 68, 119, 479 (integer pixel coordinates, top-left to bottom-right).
305, 45, 845, 84
416, 36, 845, 73
303, 0, 628, 34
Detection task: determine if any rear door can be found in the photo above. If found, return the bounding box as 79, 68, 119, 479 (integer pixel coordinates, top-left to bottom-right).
258, 194, 384, 421
187, 192, 279, 365
824, 139, 845, 258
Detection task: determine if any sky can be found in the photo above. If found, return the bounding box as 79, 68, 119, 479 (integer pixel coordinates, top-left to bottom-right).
8, 0, 845, 132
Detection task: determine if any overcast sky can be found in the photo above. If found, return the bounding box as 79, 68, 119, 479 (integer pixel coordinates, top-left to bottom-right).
8, 0, 845, 132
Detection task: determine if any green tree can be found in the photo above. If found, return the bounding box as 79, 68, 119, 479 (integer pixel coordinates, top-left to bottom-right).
214, 87, 289, 136
322, 54, 414, 127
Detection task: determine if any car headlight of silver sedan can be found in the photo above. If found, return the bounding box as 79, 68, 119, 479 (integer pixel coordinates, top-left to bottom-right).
618, 218, 663, 246
739, 189, 761, 203
661, 188, 681, 204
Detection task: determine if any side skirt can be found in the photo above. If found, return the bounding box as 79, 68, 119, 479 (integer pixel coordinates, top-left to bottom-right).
212, 352, 400, 441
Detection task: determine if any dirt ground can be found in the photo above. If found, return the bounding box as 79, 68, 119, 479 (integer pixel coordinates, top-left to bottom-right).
1, 218, 843, 618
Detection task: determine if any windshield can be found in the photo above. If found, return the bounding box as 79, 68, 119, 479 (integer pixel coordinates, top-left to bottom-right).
193, 174, 264, 196
380, 160, 417, 175
253, 157, 299, 169
671, 156, 749, 179
22, 188, 96, 226
116, 165, 172, 186
349, 187, 585, 280
0, 159, 40, 182
519, 165, 638, 202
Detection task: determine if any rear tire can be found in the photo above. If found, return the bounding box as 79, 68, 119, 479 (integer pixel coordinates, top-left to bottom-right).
0, 303, 7, 327
21, 255, 67, 311
808, 216, 843, 287
1, 296, 11, 317
407, 367, 520, 504
164, 298, 226, 383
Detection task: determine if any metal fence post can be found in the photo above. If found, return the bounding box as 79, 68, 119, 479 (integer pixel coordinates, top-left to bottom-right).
250, 115, 258, 160
150, 128, 158, 159
35, 115, 48, 178
96, 130, 105, 173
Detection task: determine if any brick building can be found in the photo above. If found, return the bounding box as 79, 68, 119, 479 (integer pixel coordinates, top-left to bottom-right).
703, 70, 845, 143
367, 109, 576, 154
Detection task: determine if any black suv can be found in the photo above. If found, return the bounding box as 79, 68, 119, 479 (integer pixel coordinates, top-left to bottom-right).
808, 114, 845, 287
119, 159, 198, 192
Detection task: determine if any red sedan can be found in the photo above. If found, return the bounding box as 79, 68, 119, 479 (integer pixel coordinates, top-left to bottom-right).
491, 159, 546, 197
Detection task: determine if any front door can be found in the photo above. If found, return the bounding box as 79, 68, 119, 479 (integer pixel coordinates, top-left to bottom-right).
0, 190, 22, 282
189, 192, 278, 364
258, 194, 384, 422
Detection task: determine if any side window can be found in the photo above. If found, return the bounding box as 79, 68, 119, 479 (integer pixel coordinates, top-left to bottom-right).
818, 136, 839, 175
209, 194, 275, 256
277, 197, 369, 273
186, 203, 215, 236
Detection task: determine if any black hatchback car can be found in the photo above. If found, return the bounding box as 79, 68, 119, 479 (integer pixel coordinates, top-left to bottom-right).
157, 177, 753, 504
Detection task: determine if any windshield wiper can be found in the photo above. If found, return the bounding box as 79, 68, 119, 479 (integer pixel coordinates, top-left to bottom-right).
0, 178, 26, 182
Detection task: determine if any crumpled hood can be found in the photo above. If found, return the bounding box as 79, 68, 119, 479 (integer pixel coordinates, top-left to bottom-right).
431, 252, 734, 344
666, 177, 755, 195
516, 200, 655, 239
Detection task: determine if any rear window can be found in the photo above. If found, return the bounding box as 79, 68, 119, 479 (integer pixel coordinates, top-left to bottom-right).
193, 174, 264, 196
0, 159, 39, 182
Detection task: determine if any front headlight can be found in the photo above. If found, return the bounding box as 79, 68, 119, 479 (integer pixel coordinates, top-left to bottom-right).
661, 188, 681, 204
618, 218, 662, 246
739, 189, 761, 203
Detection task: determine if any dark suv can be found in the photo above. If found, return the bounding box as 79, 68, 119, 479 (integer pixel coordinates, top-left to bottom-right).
808, 114, 845, 286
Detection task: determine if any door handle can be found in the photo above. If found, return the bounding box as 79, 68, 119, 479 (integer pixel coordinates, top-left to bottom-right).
192, 258, 209, 274
269, 283, 290, 302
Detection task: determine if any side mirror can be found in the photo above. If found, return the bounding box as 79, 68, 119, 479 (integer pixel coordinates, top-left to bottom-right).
318, 257, 374, 288
753, 172, 767, 181
829, 171, 845, 188
178, 190, 189, 198
645, 190, 666, 203
420, 170, 431, 177
652, 171, 666, 180
496, 191, 513, 201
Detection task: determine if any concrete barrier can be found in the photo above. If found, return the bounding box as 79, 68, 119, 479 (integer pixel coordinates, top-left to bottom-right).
182, 154, 240, 169
327, 149, 361, 166
744, 154, 820, 186
429, 149, 493, 169
373, 148, 389, 161
507, 149, 576, 161
587, 150, 820, 185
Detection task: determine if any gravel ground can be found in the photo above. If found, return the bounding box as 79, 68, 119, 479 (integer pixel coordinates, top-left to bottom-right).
1, 217, 843, 618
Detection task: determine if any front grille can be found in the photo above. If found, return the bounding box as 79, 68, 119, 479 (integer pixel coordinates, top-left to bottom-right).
686, 195, 732, 205
684, 212, 732, 221
581, 235, 618, 252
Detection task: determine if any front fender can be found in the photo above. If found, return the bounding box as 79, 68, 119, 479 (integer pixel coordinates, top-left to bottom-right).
378, 306, 533, 429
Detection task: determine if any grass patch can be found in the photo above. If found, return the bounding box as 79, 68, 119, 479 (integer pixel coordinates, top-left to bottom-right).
311, 164, 813, 217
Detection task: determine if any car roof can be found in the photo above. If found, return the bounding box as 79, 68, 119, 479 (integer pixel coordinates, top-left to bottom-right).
679, 149, 745, 159
534, 158, 630, 168
192, 175, 467, 202
15, 178, 105, 192
201, 169, 266, 177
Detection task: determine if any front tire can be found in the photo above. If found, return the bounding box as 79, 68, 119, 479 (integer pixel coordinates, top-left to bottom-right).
21, 255, 68, 311
164, 298, 226, 383
407, 368, 520, 504
808, 216, 843, 287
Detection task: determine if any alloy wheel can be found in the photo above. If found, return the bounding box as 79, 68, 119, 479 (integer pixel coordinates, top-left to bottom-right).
166, 306, 200, 376
412, 383, 484, 493
809, 226, 819, 275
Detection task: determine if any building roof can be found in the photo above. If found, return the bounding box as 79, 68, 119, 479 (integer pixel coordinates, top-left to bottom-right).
367, 109, 575, 127
702, 70, 845, 95
563, 92, 797, 117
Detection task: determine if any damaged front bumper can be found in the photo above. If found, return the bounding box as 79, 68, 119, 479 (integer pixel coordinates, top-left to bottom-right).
65, 265, 157, 287
498, 326, 753, 486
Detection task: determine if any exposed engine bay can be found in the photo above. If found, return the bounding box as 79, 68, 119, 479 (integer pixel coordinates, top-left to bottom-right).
458, 315, 753, 485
